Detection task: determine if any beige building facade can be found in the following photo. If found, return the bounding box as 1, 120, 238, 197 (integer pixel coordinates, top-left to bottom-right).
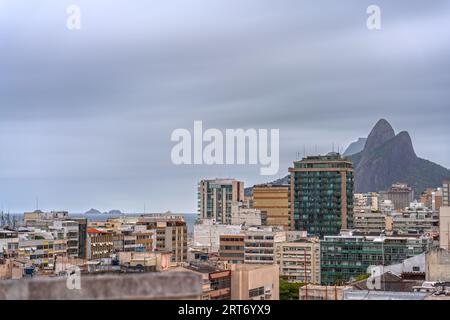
276, 239, 321, 284
253, 185, 289, 228
439, 206, 450, 250
230, 264, 279, 300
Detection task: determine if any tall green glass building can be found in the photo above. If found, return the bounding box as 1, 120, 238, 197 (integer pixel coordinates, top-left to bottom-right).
289, 153, 354, 238
320, 231, 432, 285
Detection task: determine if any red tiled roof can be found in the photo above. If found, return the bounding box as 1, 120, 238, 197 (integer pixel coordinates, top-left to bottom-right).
87, 229, 108, 234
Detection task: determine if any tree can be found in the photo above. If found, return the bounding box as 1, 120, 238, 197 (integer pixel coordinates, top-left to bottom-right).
354, 273, 371, 282
279, 278, 305, 300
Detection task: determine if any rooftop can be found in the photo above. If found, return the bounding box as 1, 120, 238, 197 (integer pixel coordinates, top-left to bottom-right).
0, 272, 202, 300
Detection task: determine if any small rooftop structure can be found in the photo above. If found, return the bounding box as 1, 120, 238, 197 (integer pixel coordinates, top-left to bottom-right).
351, 271, 423, 292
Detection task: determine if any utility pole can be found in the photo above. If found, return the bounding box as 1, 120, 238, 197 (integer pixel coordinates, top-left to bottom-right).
304, 249, 308, 300
334, 283, 337, 300
381, 235, 386, 291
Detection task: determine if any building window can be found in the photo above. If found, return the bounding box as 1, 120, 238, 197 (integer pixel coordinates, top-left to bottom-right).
249, 286, 265, 298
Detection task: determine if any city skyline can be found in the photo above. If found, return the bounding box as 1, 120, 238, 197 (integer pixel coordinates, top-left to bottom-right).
1, 1, 450, 213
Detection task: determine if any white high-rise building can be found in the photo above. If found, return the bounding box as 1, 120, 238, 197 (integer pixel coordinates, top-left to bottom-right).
198, 179, 244, 224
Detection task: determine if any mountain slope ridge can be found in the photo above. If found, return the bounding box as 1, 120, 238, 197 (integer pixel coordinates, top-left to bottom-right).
246, 119, 449, 196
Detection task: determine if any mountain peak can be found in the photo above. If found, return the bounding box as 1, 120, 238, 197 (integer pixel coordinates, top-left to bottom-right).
343, 137, 367, 156
352, 119, 448, 195
394, 130, 416, 158
364, 119, 395, 153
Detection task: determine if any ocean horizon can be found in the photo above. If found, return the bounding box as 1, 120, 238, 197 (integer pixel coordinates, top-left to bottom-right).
2, 212, 198, 234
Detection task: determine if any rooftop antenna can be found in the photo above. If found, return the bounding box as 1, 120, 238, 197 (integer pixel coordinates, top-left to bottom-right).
332, 143, 335, 153
303, 145, 306, 157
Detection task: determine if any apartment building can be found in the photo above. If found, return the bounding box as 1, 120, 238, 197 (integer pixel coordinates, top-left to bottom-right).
354, 202, 439, 235
0, 230, 19, 258
276, 238, 321, 284
219, 234, 245, 264
253, 184, 290, 228
18, 232, 67, 267
198, 179, 244, 224
23, 211, 69, 228
72, 218, 88, 259
353, 211, 387, 234
289, 153, 354, 237
86, 229, 114, 260
440, 206, 450, 250
22, 211, 88, 260
121, 231, 154, 252
0, 257, 31, 280
380, 183, 414, 211
112, 234, 125, 252
51, 220, 79, 257
354, 192, 380, 213
244, 227, 286, 264
443, 180, 450, 207
390, 205, 439, 235
421, 188, 443, 211
169, 264, 232, 300
139, 214, 187, 263
193, 219, 242, 253
230, 264, 279, 300
92, 218, 155, 254
320, 231, 433, 285
231, 203, 263, 226
379, 200, 395, 215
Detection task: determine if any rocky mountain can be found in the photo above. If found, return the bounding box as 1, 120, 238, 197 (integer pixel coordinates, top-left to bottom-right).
343, 137, 367, 156
349, 119, 450, 195
246, 119, 450, 196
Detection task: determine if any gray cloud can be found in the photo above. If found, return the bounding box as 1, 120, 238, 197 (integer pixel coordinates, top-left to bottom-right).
0, 0, 449, 212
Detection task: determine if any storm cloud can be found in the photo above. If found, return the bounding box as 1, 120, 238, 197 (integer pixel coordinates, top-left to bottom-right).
1, 0, 449, 212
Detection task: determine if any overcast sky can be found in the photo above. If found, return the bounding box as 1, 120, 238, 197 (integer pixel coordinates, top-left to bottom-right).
1, 0, 449, 213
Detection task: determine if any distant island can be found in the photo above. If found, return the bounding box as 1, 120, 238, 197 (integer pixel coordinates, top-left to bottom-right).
106, 210, 122, 215
84, 208, 102, 214
84, 208, 123, 215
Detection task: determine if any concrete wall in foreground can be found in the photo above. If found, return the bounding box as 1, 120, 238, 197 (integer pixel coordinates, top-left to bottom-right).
426, 249, 450, 282
0, 272, 202, 300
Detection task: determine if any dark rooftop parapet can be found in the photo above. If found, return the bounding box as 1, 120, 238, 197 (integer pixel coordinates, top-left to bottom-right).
0, 272, 202, 300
